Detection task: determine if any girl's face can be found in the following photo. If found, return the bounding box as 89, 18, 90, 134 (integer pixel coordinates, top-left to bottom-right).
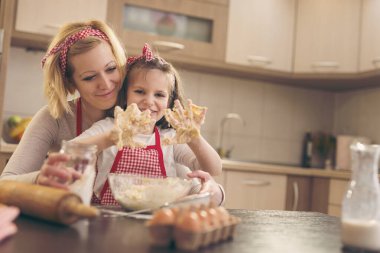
70, 41, 121, 112
126, 68, 171, 122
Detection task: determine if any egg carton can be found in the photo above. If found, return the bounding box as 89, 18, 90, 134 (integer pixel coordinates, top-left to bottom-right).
146, 205, 241, 251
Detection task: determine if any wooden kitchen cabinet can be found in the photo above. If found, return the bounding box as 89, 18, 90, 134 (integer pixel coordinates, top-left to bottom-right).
285, 175, 311, 211
226, 0, 296, 72
294, 0, 361, 73
107, 0, 228, 64
328, 178, 349, 217
12, 0, 107, 48
224, 170, 287, 210
0, 0, 15, 144
359, 0, 380, 71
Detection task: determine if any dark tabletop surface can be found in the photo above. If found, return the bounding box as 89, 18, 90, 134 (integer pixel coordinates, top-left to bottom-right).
0, 209, 349, 253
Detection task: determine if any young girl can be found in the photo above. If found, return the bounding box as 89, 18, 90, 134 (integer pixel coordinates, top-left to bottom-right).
74, 44, 223, 206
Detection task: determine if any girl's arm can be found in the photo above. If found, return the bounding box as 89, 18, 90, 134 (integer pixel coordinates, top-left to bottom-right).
73, 131, 114, 153
72, 118, 116, 153
187, 136, 222, 176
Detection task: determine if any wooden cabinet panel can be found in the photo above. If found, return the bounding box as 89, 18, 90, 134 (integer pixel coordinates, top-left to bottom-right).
0, 0, 15, 141
286, 176, 311, 211
226, 0, 296, 72
15, 0, 107, 36
310, 177, 329, 213
294, 0, 361, 73
107, 0, 228, 63
224, 170, 287, 210
359, 0, 380, 71
329, 179, 348, 205
328, 179, 349, 217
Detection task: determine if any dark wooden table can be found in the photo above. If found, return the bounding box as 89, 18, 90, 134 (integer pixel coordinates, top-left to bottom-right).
0, 209, 347, 253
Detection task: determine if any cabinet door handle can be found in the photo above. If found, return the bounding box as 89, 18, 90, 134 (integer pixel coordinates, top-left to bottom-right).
247, 55, 272, 66
152, 41, 185, 51
292, 182, 299, 211
311, 61, 339, 70
242, 179, 270, 187
372, 58, 380, 68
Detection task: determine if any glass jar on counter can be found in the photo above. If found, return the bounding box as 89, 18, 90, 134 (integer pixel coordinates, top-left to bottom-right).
60, 141, 97, 205
341, 142, 380, 251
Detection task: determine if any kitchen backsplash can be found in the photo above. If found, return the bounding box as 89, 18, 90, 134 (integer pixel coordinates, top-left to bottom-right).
5, 46, 377, 166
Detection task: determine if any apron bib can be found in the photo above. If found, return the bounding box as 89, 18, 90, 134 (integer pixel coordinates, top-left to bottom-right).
92, 127, 166, 206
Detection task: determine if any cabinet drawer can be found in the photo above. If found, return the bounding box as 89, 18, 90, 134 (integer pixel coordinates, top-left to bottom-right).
328, 179, 349, 205
224, 171, 287, 210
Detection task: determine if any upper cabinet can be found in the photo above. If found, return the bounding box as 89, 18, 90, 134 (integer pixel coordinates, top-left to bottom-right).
294, 0, 361, 73
107, 0, 228, 64
15, 0, 107, 36
226, 0, 296, 72
359, 0, 380, 72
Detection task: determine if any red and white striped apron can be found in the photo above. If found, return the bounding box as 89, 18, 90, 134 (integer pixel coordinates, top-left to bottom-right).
92, 127, 167, 206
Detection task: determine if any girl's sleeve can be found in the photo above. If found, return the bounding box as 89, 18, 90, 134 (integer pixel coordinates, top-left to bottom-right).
73, 118, 114, 140
173, 143, 201, 171
0, 107, 59, 183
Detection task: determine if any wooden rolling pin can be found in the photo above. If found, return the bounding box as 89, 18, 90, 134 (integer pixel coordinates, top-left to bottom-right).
0, 180, 99, 225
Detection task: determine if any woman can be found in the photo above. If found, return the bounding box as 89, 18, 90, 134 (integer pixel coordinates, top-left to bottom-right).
0, 20, 127, 186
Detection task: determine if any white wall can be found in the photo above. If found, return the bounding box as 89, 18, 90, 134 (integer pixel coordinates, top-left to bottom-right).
180, 70, 335, 165
4, 46, 337, 165
334, 87, 380, 143
4, 47, 46, 118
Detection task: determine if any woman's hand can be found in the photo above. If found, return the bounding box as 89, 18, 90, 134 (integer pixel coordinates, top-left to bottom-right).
187, 170, 224, 206
164, 99, 207, 145
36, 153, 81, 190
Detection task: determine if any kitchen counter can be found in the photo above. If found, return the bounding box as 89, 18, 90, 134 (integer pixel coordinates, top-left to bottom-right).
0, 209, 347, 253
0, 140, 353, 180
222, 159, 352, 180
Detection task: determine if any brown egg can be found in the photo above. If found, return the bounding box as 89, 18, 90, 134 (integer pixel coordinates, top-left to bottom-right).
148, 208, 175, 226
206, 207, 221, 229
215, 206, 230, 226
196, 209, 211, 231
176, 210, 202, 232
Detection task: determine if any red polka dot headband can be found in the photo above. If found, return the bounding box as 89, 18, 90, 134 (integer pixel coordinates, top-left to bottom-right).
126, 43, 167, 72
41, 27, 109, 76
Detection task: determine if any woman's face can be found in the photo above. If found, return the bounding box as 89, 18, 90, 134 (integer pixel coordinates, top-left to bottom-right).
126, 68, 171, 122
70, 41, 121, 111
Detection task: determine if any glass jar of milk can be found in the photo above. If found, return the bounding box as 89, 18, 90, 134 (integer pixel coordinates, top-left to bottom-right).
341, 142, 380, 251
60, 141, 97, 205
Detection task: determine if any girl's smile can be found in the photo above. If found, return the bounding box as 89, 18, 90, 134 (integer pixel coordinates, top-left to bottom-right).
126, 69, 172, 122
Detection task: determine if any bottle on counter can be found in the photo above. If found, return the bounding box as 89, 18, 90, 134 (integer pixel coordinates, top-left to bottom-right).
341, 142, 380, 251
301, 132, 313, 168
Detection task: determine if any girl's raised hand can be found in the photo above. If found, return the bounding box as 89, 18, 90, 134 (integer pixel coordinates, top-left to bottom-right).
164, 99, 207, 145
111, 104, 155, 149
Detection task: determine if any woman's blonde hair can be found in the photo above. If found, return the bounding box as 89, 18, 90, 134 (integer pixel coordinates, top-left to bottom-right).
42, 20, 127, 118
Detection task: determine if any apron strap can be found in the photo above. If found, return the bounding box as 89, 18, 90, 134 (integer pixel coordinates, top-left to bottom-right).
153, 127, 166, 177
